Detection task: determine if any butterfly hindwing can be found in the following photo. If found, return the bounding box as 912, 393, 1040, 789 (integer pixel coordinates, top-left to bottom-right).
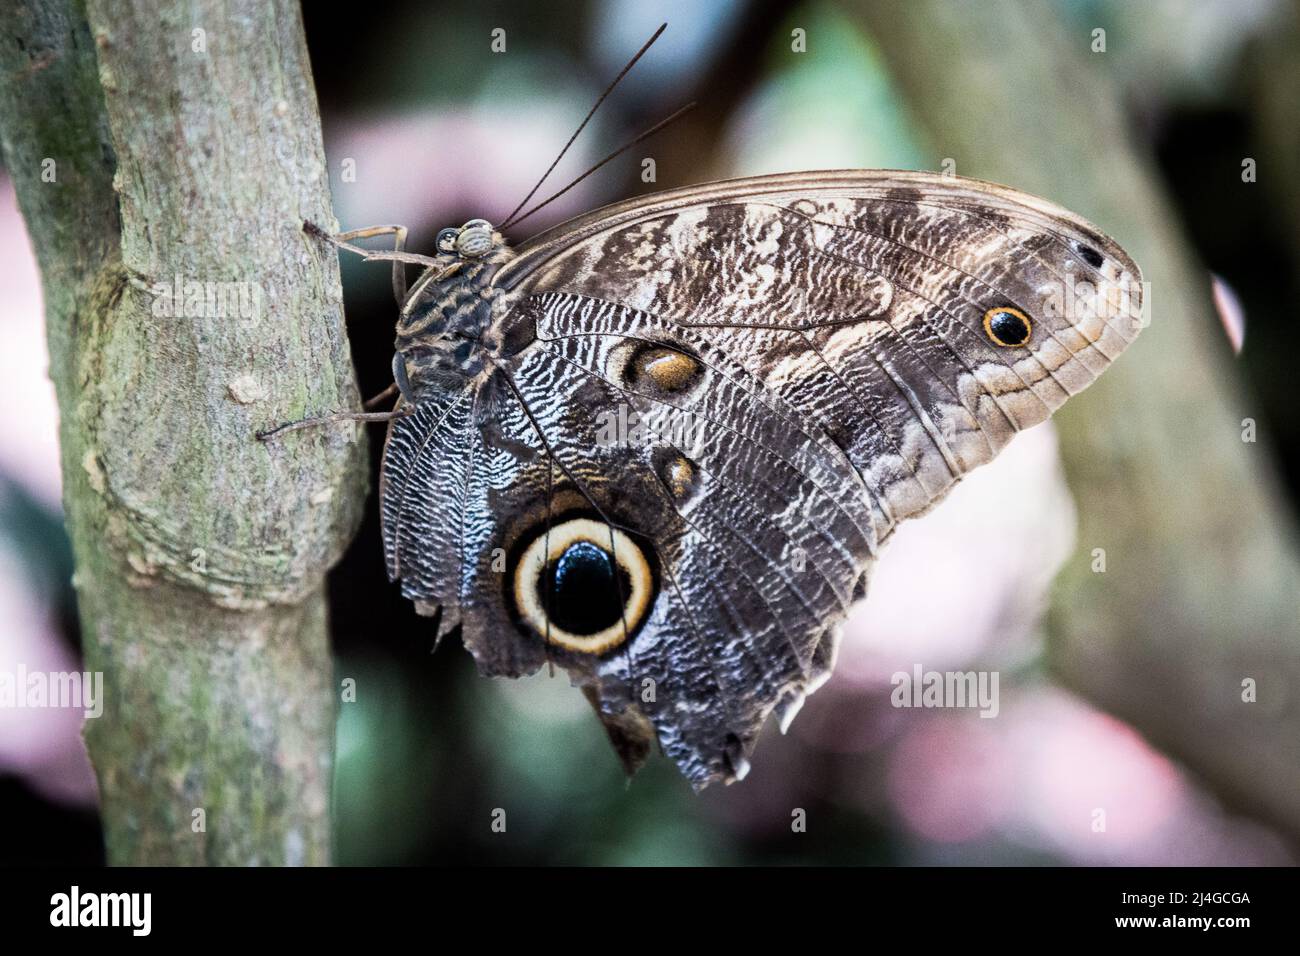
505, 294, 874, 782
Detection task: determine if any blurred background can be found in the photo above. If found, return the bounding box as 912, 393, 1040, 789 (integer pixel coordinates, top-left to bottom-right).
3, 0, 1299, 865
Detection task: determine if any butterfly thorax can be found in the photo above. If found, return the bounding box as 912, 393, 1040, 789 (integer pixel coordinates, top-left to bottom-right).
394, 241, 515, 393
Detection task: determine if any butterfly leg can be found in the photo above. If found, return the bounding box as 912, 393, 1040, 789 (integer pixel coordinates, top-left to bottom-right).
363, 382, 400, 409
255, 406, 412, 442
303, 221, 412, 307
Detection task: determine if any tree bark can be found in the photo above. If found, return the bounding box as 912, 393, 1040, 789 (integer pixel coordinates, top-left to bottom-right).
851, 0, 1300, 840
0, 0, 366, 864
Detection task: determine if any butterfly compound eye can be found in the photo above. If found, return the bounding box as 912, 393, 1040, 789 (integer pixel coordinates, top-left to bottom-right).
455, 220, 494, 257
436, 228, 458, 254
982, 306, 1033, 348
510, 517, 655, 654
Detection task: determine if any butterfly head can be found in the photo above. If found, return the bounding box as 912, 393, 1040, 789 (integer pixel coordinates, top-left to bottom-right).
435, 218, 502, 259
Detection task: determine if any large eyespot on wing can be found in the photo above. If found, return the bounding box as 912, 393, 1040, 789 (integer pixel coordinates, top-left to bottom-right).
482, 170, 1141, 787
508, 515, 657, 655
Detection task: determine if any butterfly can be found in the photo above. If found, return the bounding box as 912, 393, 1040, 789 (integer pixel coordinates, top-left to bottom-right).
260, 31, 1144, 790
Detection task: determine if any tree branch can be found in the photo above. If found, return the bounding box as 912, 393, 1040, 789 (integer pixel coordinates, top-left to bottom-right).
852, 0, 1300, 840
0, 0, 367, 864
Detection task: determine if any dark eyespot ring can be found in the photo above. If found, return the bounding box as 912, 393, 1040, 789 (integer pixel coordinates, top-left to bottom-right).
982, 307, 1032, 347
436, 228, 458, 254
510, 517, 655, 654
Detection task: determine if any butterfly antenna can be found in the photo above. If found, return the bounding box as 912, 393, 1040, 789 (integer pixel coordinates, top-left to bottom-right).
501, 101, 696, 231
498, 22, 667, 229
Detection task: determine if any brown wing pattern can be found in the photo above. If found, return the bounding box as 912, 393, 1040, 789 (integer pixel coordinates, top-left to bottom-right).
383, 170, 1143, 787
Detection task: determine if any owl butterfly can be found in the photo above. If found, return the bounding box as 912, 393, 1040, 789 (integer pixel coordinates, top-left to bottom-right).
262, 36, 1143, 790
